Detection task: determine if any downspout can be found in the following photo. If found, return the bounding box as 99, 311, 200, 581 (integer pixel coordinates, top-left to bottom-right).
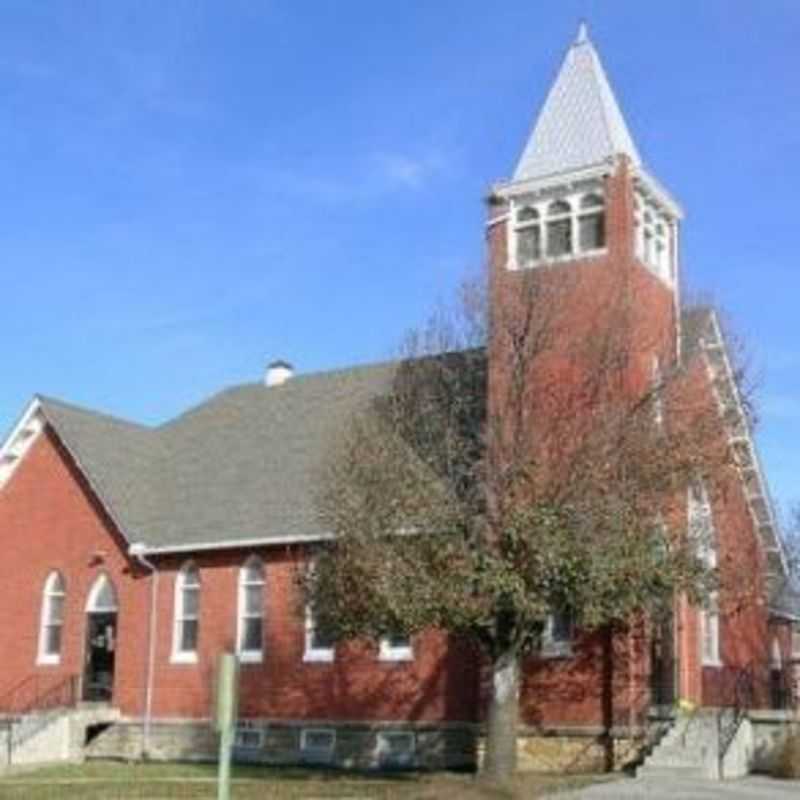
129, 543, 158, 759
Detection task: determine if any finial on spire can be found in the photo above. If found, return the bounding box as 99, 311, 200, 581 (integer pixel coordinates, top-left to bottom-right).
576, 21, 589, 44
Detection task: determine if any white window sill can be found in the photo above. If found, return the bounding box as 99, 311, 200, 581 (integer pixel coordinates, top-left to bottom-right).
702, 659, 723, 668
540, 644, 574, 660
303, 649, 334, 663
170, 652, 198, 665
509, 248, 608, 272
36, 654, 61, 667
379, 648, 414, 662
237, 651, 263, 665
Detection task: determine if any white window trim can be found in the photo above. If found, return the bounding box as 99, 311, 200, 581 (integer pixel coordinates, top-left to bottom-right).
700, 604, 722, 667
634, 190, 673, 284
652, 355, 665, 428
171, 563, 200, 665
690, 482, 722, 667
37, 571, 65, 666
234, 721, 264, 750
236, 557, 265, 664
300, 727, 336, 760
378, 634, 413, 662
508, 190, 608, 271
541, 610, 574, 659
303, 605, 334, 663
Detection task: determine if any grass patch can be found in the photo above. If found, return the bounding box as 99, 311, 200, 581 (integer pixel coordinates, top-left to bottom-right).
0, 761, 611, 799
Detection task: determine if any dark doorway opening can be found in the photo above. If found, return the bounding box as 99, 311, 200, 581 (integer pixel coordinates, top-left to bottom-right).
650, 614, 675, 708
83, 612, 117, 702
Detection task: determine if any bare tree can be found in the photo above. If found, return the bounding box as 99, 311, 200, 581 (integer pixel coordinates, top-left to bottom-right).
308, 264, 743, 782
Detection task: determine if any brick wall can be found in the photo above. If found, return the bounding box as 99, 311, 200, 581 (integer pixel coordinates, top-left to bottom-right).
0, 429, 480, 726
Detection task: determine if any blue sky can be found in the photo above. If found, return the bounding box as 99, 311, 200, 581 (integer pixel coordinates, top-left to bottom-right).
0, 2, 798, 514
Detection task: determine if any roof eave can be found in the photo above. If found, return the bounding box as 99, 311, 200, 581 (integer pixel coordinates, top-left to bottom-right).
491, 161, 614, 201
634, 166, 685, 220
135, 531, 335, 556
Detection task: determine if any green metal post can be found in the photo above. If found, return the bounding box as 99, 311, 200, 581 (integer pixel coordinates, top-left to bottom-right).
215, 652, 239, 800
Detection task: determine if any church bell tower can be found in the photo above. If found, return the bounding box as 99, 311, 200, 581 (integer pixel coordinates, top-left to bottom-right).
487, 23, 685, 410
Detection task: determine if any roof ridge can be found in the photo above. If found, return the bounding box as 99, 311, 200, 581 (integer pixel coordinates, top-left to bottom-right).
37, 394, 153, 431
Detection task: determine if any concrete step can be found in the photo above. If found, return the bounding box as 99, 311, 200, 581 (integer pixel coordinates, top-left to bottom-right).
645, 744, 708, 767
636, 765, 707, 780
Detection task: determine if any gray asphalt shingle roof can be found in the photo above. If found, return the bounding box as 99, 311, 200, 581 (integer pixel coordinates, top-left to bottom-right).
38, 361, 399, 550
27, 307, 741, 554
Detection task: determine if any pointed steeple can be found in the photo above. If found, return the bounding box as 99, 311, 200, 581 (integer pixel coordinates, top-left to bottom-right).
513, 24, 641, 183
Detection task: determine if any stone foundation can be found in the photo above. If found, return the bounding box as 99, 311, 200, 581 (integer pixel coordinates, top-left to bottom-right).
87, 718, 649, 774
86, 719, 478, 770
513, 732, 642, 773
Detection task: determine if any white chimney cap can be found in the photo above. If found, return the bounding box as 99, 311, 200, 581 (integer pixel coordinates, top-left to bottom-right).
265, 360, 294, 387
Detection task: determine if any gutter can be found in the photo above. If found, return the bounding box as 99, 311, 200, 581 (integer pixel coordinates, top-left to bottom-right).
137, 531, 335, 556
129, 542, 159, 759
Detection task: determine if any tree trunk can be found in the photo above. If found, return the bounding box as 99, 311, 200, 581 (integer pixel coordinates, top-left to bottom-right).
601, 624, 615, 772
483, 649, 520, 782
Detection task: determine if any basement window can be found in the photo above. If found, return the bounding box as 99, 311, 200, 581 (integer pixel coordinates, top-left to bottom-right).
376, 731, 416, 769
300, 728, 336, 764
234, 722, 264, 750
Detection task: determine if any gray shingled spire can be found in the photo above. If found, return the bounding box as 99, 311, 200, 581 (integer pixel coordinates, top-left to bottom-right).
513, 23, 641, 182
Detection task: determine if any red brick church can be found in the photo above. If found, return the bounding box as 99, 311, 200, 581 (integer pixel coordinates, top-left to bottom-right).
0, 25, 797, 772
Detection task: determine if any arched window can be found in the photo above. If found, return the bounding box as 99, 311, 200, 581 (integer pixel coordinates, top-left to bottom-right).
86, 573, 118, 613
514, 204, 541, 266
578, 193, 605, 252
689, 482, 720, 666
38, 571, 66, 664
172, 563, 200, 663
237, 557, 265, 662
546, 200, 573, 258
635, 196, 672, 279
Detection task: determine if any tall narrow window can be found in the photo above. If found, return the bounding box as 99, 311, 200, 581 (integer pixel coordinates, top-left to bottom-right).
546, 200, 573, 258
541, 608, 574, 658
304, 604, 335, 663
689, 482, 721, 666
237, 557, 265, 662
38, 571, 66, 665
173, 563, 200, 663
578, 193, 605, 252
515, 205, 541, 266
651, 356, 665, 428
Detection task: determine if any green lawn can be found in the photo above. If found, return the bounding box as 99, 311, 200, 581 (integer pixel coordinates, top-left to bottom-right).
0, 761, 611, 799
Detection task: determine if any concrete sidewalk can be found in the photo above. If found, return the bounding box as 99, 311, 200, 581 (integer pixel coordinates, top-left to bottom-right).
551, 775, 799, 799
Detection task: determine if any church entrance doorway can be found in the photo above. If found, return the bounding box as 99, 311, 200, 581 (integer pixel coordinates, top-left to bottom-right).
83, 575, 119, 703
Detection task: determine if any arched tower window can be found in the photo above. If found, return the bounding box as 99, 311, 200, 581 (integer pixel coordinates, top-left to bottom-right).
172, 562, 200, 663
38, 571, 66, 665
514, 205, 541, 266
578, 193, 605, 252
546, 200, 573, 258
237, 556, 265, 662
